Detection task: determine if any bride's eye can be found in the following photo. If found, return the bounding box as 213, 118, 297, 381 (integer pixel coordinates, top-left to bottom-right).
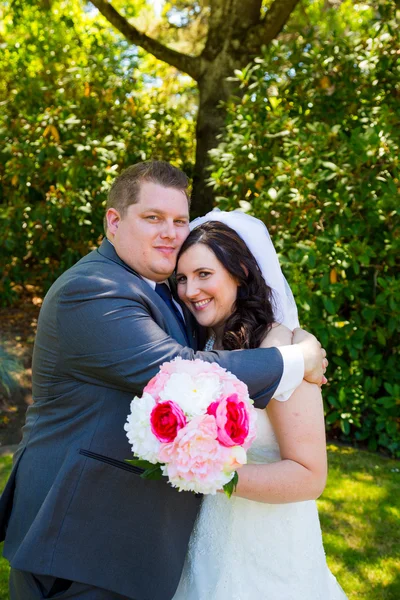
176, 275, 186, 284
199, 271, 211, 278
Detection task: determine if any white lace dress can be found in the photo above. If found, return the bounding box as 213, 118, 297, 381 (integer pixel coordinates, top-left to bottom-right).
173, 407, 347, 600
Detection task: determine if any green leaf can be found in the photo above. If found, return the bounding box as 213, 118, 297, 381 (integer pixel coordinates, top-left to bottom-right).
126, 459, 164, 480
223, 472, 239, 498
321, 161, 339, 171
141, 465, 164, 480
384, 382, 393, 395
376, 329, 386, 346
269, 96, 282, 110
326, 410, 339, 424
323, 297, 336, 315
125, 458, 157, 470
327, 395, 339, 408
386, 421, 398, 436
341, 420, 351, 435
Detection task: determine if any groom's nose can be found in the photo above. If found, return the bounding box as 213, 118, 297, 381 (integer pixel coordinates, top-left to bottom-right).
160, 219, 177, 240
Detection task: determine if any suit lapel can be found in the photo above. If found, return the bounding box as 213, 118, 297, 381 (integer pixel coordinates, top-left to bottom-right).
98, 239, 200, 349
168, 277, 198, 350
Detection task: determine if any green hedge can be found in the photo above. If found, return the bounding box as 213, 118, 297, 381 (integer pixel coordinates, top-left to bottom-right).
1, 0, 398, 455
0, 0, 195, 305
208, 1, 399, 456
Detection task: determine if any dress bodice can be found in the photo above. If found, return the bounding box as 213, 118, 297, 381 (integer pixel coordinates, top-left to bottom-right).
247, 408, 281, 464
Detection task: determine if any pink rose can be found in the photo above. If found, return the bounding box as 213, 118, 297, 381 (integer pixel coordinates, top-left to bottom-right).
150, 401, 187, 443
158, 415, 227, 483
207, 394, 250, 447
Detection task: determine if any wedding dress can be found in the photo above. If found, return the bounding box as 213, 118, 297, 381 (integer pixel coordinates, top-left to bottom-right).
173, 406, 347, 600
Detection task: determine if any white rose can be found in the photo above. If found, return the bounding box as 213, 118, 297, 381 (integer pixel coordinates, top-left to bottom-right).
124, 392, 161, 463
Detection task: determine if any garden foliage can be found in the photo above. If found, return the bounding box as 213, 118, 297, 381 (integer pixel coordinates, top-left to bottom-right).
208, 1, 400, 455
0, 0, 195, 303
0, 0, 398, 455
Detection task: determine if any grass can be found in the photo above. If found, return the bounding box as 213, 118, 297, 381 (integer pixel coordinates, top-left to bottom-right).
319, 444, 400, 599
0, 446, 398, 599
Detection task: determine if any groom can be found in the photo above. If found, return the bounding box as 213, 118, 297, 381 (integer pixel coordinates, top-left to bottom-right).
0, 161, 326, 600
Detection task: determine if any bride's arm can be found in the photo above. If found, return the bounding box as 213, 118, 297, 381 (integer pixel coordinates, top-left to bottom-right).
232, 325, 327, 504
259, 323, 293, 348
232, 382, 327, 503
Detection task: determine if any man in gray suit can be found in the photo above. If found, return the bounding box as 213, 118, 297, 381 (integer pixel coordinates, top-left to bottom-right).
0, 161, 326, 599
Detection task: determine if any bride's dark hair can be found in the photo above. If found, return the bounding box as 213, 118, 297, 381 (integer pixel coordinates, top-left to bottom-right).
177, 221, 276, 350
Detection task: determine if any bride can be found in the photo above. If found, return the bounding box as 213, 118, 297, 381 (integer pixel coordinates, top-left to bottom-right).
172, 211, 347, 599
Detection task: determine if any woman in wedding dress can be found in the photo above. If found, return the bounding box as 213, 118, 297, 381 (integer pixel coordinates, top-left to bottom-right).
172, 211, 347, 600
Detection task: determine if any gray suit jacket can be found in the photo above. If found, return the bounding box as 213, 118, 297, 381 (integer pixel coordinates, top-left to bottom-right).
0, 239, 283, 599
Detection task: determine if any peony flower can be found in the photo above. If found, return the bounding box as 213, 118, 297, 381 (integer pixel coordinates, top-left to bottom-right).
150, 401, 187, 443
159, 372, 222, 418
220, 377, 250, 400
159, 357, 228, 378
143, 371, 170, 402
124, 393, 161, 463
125, 358, 257, 494
158, 415, 235, 494
207, 393, 251, 447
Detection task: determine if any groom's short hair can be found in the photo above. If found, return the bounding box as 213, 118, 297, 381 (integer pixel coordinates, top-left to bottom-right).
104, 161, 190, 231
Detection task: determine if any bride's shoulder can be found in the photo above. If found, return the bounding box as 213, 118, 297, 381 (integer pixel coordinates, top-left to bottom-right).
259, 322, 293, 349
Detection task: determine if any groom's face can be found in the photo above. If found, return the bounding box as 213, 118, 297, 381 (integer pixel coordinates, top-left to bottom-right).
106, 181, 190, 282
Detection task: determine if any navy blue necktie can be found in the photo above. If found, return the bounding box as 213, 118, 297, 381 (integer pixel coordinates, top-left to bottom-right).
155, 283, 189, 344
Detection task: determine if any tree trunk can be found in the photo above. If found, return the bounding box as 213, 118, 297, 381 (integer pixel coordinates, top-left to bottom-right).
192, 96, 223, 216
89, 0, 300, 213
191, 58, 238, 215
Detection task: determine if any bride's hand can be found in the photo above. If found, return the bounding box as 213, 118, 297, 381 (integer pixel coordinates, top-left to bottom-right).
259, 323, 293, 349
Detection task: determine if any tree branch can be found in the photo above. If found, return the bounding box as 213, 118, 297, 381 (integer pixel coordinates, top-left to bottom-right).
248, 0, 300, 49
234, 0, 263, 31
90, 0, 204, 80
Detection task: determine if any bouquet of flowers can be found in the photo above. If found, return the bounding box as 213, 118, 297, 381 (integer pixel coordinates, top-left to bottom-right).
124, 357, 257, 496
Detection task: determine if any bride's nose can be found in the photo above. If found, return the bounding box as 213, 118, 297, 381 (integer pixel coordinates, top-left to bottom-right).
184, 279, 200, 300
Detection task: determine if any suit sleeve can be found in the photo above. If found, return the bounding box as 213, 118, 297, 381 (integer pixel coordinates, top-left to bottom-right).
57, 282, 283, 409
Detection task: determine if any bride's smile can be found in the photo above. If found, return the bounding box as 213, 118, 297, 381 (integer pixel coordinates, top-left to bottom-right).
192, 298, 212, 310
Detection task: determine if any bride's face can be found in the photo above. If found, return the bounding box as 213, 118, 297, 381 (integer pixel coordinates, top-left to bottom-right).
176, 243, 239, 333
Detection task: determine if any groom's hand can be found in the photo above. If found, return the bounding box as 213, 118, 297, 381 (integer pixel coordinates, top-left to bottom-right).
292, 328, 328, 386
